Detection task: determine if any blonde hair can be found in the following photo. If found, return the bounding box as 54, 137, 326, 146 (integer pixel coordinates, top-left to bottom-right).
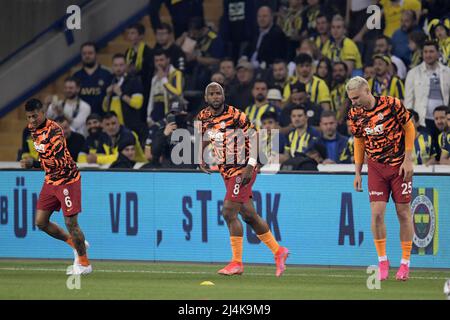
205, 81, 225, 96
345, 76, 369, 92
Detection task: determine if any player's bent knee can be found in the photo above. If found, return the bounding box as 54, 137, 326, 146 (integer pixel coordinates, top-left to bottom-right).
35, 218, 49, 230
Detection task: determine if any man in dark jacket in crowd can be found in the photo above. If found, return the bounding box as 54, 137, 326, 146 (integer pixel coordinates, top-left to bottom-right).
110, 138, 137, 169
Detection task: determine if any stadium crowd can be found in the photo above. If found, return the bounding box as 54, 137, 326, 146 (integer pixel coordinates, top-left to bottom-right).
18, 0, 450, 170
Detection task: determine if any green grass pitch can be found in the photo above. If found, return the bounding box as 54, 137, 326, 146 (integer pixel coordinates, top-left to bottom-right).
0, 259, 448, 300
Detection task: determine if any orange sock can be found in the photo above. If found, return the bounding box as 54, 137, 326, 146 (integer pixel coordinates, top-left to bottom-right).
78, 255, 90, 267
401, 241, 412, 261
257, 231, 280, 255
374, 238, 387, 258
230, 236, 243, 263
66, 237, 75, 249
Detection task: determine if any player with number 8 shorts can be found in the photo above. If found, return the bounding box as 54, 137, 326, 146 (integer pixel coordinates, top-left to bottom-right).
197, 82, 289, 277
21, 99, 92, 275
346, 77, 415, 281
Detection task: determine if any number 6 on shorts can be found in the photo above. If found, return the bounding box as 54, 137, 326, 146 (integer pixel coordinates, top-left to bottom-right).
65, 196, 72, 208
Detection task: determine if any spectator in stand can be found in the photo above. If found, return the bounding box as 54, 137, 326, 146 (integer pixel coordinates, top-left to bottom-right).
330, 61, 350, 126
153, 23, 186, 71
363, 64, 376, 80
323, 14, 362, 76
211, 72, 226, 87
277, 0, 305, 60
149, 0, 204, 39
260, 111, 288, 162
73, 42, 112, 116
177, 16, 224, 90
266, 59, 289, 93
267, 88, 284, 109
210, 71, 234, 104
220, 0, 256, 62
408, 109, 437, 165
373, 35, 407, 80
124, 23, 154, 121
407, 30, 427, 69
227, 60, 254, 110
244, 6, 288, 69
368, 54, 405, 100
219, 57, 238, 89
427, 18, 450, 67
103, 54, 147, 143
317, 110, 351, 164
46, 77, 91, 136
379, 0, 421, 38
301, 0, 334, 37
279, 104, 320, 165
147, 49, 184, 125
315, 57, 333, 88
283, 53, 331, 110
110, 138, 137, 169
287, 38, 321, 76
312, 13, 331, 58
343, 118, 355, 163
280, 81, 322, 133
405, 40, 450, 146
245, 80, 279, 130
54, 116, 85, 162
438, 108, 450, 164
434, 106, 449, 161
78, 113, 111, 164
84, 111, 145, 165
392, 10, 421, 67
148, 102, 195, 168
19, 126, 38, 162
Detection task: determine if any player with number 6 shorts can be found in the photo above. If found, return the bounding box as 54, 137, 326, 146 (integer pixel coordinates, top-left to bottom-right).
197, 82, 289, 277
346, 77, 415, 281
21, 99, 92, 275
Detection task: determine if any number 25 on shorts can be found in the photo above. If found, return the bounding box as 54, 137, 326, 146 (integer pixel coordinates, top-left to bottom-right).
401, 182, 412, 195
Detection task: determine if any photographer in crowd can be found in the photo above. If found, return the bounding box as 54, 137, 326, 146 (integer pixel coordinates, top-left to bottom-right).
145, 101, 195, 168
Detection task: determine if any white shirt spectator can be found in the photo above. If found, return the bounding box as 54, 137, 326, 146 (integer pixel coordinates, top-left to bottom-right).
405, 62, 450, 126
47, 98, 91, 136
391, 55, 407, 80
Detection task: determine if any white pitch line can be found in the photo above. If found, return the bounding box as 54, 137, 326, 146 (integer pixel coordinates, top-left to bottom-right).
0, 267, 448, 280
